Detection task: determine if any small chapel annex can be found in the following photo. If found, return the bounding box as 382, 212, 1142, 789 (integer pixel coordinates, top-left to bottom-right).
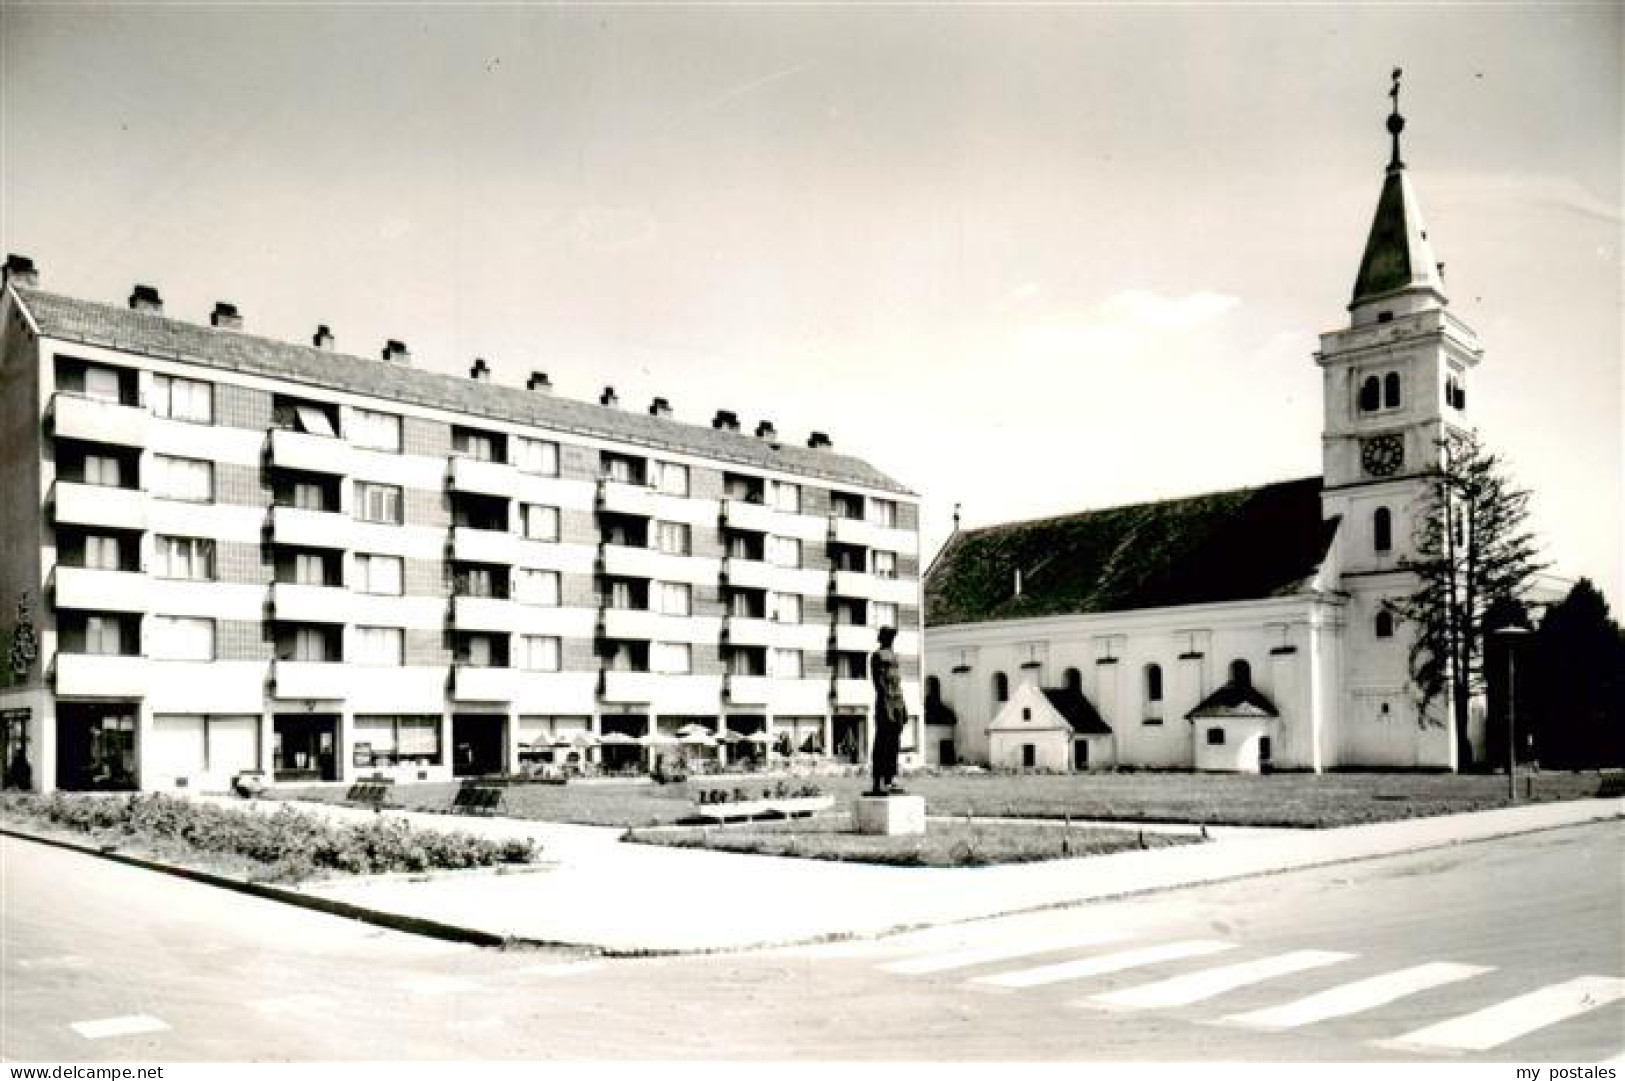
922, 81, 1491, 774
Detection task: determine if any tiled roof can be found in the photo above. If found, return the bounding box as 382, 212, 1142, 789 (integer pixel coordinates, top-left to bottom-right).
1186, 679, 1279, 720
1041, 688, 1112, 735
925, 477, 1335, 626
14, 287, 913, 496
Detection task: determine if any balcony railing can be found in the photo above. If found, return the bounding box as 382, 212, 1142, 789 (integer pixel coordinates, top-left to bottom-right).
271, 506, 350, 551
598, 543, 669, 580
271, 582, 349, 623
273, 659, 350, 700
722, 616, 775, 648
723, 673, 772, 705
271, 427, 351, 476
54, 482, 145, 531
720, 556, 777, 591
55, 653, 146, 697
449, 455, 515, 497
452, 664, 517, 702
598, 607, 667, 641
600, 668, 661, 703
829, 622, 876, 653
597, 478, 657, 517
832, 678, 870, 707
450, 525, 519, 565
452, 595, 517, 632
54, 567, 148, 613
720, 497, 777, 534
52, 393, 148, 447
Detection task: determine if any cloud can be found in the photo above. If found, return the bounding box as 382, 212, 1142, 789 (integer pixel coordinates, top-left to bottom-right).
1012, 289, 1240, 358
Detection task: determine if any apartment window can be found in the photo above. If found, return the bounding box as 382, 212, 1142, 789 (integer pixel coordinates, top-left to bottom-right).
871, 601, 899, 629
1374, 507, 1393, 553
290, 552, 328, 586
724, 474, 764, 503
151, 375, 213, 423
519, 635, 561, 672
772, 648, 803, 679
872, 550, 898, 579
354, 554, 403, 595
354, 627, 404, 666
658, 582, 692, 617
153, 536, 215, 581
771, 592, 801, 624
769, 480, 800, 514
516, 569, 561, 606
354, 482, 403, 524
656, 521, 691, 556
1145, 663, 1164, 703
768, 536, 801, 569
602, 454, 643, 485
831, 492, 863, 520
521, 504, 561, 542
653, 642, 692, 675
83, 534, 123, 571
452, 427, 502, 462
871, 499, 898, 528
287, 627, 335, 662
349, 409, 402, 452
273, 396, 338, 437
455, 565, 505, 599
458, 634, 501, 667
289, 481, 328, 511
515, 437, 559, 476
83, 364, 124, 403
85, 615, 129, 655
83, 453, 124, 487
147, 616, 213, 661
655, 461, 689, 496
606, 579, 636, 610
152, 455, 213, 502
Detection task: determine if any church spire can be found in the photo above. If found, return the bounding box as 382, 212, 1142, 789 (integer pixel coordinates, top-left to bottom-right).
1349, 69, 1446, 316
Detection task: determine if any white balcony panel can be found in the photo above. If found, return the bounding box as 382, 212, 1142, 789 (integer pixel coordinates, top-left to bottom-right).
347, 666, 448, 713
346, 593, 447, 631
449, 455, 516, 497
657, 615, 723, 646
648, 494, 719, 527
55, 653, 147, 698
271, 428, 351, 476
272, 506, 353, 550
656, 675, 726, 713
272, 583, 351, 624
511, 671, 599, 713
512, 473, 595, 510
720, 558, 777, 591
724, 617, 775, 648
53, 393, 148, 446
509, 605, 597, 639
451, 526, 520, 565
830, 623, 877, 653
776, 567, 831, 596
772, 679, 833, 715
452, 595, 518, 632
724, 674, 772, 706
147, 502, 264, 546
830, 570, 870, 598
894, 630, 922, 657
273, 660, 350, 700
599, 607, 667, 641
147, 661, 266, 713
772, 622, 831, 652
350, 521, 442, 560
870, 575, 921, 607
600, 669, 662, 704
54, 482, 145, 531
832, 678, 870, 707
515, 539, 597, 574
598, 479, 656, 517
720, 498, 777, 534
349, 447, 444, 489
146, 580, 265, 622
599, 544, 667, 580
151, 420, 262, 466
452, 665, 516, 702
55, 567, 148, 613
828, 516, 884, 549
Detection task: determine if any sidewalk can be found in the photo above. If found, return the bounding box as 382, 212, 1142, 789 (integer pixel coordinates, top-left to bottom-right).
219, 794, 1624, 954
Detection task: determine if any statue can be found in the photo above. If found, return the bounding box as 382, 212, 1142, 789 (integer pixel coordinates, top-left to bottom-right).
868, 626, 907, 796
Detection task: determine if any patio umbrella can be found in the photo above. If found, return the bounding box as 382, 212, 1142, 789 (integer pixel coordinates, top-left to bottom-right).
744, 731, 774, 744
675, 723, 716, 740
640, 731, 679, 746
718, 730, 746, 744
597, 732, 639, 746
679, 731, 718, 746
570, 732, 602, 747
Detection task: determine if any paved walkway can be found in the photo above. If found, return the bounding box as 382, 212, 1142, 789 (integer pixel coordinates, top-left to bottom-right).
201, 794, 1625, 954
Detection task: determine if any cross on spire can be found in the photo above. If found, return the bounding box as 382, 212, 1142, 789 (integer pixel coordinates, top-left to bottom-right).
1387, 67, 1406, 170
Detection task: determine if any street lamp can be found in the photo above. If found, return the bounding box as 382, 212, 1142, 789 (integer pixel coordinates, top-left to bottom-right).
1491, 624, 1533, 802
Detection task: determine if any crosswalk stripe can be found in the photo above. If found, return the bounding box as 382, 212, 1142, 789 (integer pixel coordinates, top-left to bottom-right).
1085, 949, 1354, 1010
883, 929, 1134, 976
1215, 962, 1494, 1030
1375, 975, 1625, 1053
71, 1015, 169, 1040
972, 940, 1239, 989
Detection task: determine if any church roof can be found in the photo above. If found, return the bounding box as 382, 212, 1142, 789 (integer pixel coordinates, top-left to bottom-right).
1350, 166, 1445, 309
925, 477, 1335, 627
1041, 688, 1112, 735
12, 286, 913, 496
1186, 679, 1280, 721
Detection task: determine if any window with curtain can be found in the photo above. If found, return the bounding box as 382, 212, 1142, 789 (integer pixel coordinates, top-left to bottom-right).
516, 569, 560, 606
149, 616, 215, 661
522, 504, 561, 542
154, 536, 215, 580
349, 409, 402, 451
515, 437, 559, 475
871, 601, 898, 628
771, 592, 801, 624
354, 482, 403, 524
656, 521, 691, 555
520, 635, 561, 672
658, 582, 692, 617
769, 536, 801, 568
871, 550, 898, 579
152, 455, 213, 502
354, 627, 404, 666
151, 375, 213, 423
354, 553, 403, 595
83, 534, 123, 571
770, 480, 800, 513
772, 648, 803, 679
653, 642, 692, 675
656, 461, 689, 496
84, 454, 123, 487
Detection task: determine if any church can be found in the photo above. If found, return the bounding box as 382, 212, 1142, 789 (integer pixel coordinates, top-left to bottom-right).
922, 84, 1490, 774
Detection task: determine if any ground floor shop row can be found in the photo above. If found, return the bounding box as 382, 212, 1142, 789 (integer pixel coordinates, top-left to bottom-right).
0, 694, 927, 792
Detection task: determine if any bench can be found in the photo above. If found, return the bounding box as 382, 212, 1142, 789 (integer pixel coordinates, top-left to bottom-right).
345, 780, 395, 810
452, 782, 506, 816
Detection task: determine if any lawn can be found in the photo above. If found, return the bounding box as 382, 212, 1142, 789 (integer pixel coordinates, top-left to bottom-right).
273, 769, 1620, 830
625, 815, 1203, 867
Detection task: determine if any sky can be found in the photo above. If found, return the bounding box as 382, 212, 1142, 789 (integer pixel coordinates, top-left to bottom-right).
2, 4, 1620, 604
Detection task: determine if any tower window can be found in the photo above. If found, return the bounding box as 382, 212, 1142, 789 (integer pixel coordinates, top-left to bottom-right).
1064, 667, 1083, 695
1374, 507, 1393, 553
993, 671, 1009, 704
1229, 659, 1251, 687
1145, 663, 1163, 703
1383, 372, 1401, 409
1375, 610, 1395, 639
1359, 376, 1380, 413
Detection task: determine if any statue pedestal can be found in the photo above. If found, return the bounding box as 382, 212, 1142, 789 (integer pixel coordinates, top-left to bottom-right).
855, 794, 926, 836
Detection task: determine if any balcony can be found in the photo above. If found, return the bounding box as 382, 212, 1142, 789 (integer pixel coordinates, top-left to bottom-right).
52, 393, 148, 447
722, 616, 775, 648
54, 482, 145, 531
450, 526, 519, 565
829, 622, 876, 653
452, 664, 516, 702
723, 673, 772, 706
599, 543, 668, 580
720, 556, 777, 591
601, 669, 661, 703
271, 506, 350, 550
449, 455, 515, 497
272, 659, 349, 700
598, 607, 667, 641
271, 582, 350, 623
452, 595, 517, 632
271, 428, 351, 475
720, 497, 776, 534
55, 653, 147, 697
598, 478, 656, 517
54, 567, 148, 613
832, 678, 870, 707
830, 569, 871, 598
828, 515, 883, 549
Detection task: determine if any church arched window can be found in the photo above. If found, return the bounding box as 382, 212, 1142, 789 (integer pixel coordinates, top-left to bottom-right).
1145, 663, 1163, 703
1064, 667, 1083, 695
1384, 372, 1401, 408
1375, 610, 1395, 638
993, 671, 1009, 705
1374, 507, 1393, 553
1359, 376, 1380, 412
1229, 659, 1251, 687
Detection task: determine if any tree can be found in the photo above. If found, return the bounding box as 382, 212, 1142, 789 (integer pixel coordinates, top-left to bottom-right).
1531, 579, 1625, 768
1390, 429, 1545, 770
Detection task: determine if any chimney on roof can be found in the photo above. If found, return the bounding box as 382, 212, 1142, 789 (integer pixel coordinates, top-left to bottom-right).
312, 325, 334, 351
807, 431, 832, 450
470, 358, 491, 382
2, 254, 38, 289
599, 386, 619, 408
648, 397, 672, 419
526, 371, 552, 393
382, 339, 410, 365
129, 284, 163, 313
210, 301, 242, 330
755, 420, 777, 441
712, 409, 740, 432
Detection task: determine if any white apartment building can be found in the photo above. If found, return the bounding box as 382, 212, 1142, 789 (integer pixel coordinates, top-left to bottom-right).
0, 265, 922, 793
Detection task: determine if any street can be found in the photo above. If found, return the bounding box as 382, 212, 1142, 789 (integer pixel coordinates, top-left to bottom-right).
3, 821, 1621, 1062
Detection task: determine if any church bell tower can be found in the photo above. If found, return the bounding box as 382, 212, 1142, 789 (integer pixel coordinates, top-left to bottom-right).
1315, 72, 1483, 769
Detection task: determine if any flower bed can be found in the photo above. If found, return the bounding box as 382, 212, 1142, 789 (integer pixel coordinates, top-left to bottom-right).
0, 792, 538, 883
